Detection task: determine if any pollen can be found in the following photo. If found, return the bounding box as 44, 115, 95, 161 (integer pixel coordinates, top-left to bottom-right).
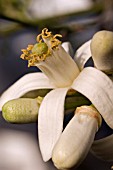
37, 28, 62, 50
20, 28, 62, 66
27, 45, 34, 50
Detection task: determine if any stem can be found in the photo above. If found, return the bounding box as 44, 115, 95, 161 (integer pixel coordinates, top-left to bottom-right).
65, 96, 91, 110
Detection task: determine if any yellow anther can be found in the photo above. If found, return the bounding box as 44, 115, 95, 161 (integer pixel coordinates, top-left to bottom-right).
37, 34, 43, 43
42, 28, 52, 38
28, 60, 34, 67
37, 28, 52, 42
53, 34, 62, 39
20, 54, 25, 59
20, 28, 62, 66
50, 35, 62, 50
27, 45, 33, 51
21, 49, 27, 53
37, 28, 62, 50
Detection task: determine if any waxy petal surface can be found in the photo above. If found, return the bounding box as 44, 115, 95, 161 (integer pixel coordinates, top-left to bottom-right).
74, 40, 91, 70
62, 42, 74, 57
72, 67, 113, 129
38, 88, 68, 161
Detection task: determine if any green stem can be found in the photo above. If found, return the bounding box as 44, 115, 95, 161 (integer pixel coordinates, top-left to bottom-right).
65, 96, 91, 110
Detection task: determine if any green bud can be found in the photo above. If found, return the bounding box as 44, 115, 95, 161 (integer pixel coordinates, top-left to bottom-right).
91, 30, 113, 74
2, 98, 39, 123
2, 94, 91, 124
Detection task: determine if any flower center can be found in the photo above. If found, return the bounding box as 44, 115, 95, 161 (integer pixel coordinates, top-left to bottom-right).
20, 28, 80, 87
20, 28, 62, 67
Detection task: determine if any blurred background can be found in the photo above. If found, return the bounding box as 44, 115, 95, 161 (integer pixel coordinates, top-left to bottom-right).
0, 0, 113, 169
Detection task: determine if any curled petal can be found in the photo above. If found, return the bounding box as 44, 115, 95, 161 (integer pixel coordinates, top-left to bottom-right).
0, 73, 55, 111
38, 88, 69, 162
74, 40, 91, 70
72, 67, 113, 129
91, 134, 113, 161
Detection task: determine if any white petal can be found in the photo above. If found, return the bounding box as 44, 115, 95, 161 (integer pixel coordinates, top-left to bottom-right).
52, 106, 99, 169
91, 134, 113, 161
38, 87, 69, 162
62, 42, 74, 57
72, 67, 113, 129
0, 72, 55, 111
37, 45, 80, 88
74, 40, 91, 70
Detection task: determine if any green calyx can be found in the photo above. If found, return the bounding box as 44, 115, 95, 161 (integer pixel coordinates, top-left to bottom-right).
32, 42, 48, 56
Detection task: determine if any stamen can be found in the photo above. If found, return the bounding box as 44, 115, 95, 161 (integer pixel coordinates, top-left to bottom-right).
20, 28, 62, 66
36, 28, 62, 49
27, 45, 34, 50
53, 34, 62, 39
51, 38, 61, 50
37, 28, 52, 43
42, 28, 52, 39
20, 54, 26, 59
37, 34, 43, 43
21, 49, 27, 53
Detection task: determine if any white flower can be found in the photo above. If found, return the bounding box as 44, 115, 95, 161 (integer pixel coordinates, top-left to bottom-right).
0, 29, 113, 168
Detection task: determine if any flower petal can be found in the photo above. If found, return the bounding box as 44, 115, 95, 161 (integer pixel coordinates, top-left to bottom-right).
91, 134, 113, 161
52, 105, 100, 169
71, 67, 113, 129
74, 40, 91, 70
62, 42, 74, 57
0, 72, 55, 111
37, 45, 79, 88
38, 87, 69, 162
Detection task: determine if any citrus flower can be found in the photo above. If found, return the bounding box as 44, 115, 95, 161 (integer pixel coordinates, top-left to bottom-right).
0, 29, 113, 169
